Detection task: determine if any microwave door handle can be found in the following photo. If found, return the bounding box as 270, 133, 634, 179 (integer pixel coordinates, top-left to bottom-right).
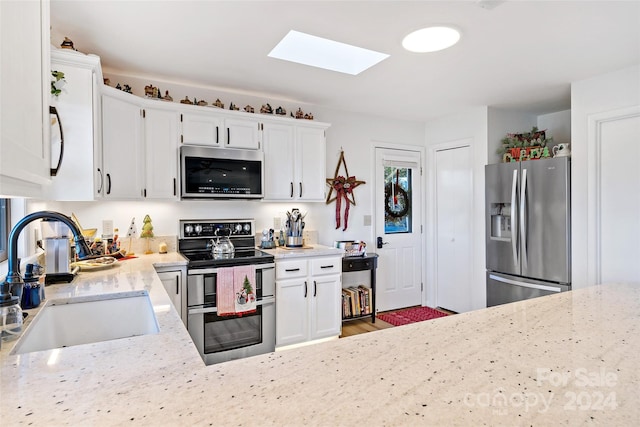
520, 168, 528, 270
511, 169, 518, 267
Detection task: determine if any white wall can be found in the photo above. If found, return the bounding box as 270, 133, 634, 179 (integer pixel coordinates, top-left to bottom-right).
571, 64, 640, 288
538, 110, 571, 145
424, 107, 488, 311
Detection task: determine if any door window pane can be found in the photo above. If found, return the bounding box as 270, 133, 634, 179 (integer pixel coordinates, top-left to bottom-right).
384, 167, 412, 234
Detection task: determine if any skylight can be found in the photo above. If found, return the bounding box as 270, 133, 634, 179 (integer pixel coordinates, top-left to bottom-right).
268, 30, 390, 75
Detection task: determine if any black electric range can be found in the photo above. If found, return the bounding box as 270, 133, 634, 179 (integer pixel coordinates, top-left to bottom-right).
178, 219, 274, 269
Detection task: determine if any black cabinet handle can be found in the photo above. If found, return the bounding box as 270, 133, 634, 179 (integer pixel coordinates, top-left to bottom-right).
299, 182, 302, 198
106, 173, 112, 195
227, 128, 230, 145
285, 268, 300, 272
290, 182, 293, 198
173, 178, 177, 196
50, 106, 64, 176
175, 277, 179, 295
313, 280, 317, 297
304, 281, 307, 298
320, 265, 334, 269
97, 168, 104, 194
216, 126, 219, 145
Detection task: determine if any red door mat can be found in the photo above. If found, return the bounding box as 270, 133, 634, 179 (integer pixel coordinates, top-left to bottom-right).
377, 306, 450, 326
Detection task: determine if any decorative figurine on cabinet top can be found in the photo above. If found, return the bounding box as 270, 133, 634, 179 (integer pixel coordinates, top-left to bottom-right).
275, 106, 286, 115
244, 105, 255, 113
260, 103, 273, 114
295, 108, 304, 119
144, 84, 159, 98
60, 37, 77, 51
162, 90, 173, 101
229, 102, 239, 111
212, 98, 224, 108
197, 99, 208, 106
180, 96, 193, 105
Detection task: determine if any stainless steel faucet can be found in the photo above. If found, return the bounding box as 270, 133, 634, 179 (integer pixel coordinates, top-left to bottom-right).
0, 211, 92, 307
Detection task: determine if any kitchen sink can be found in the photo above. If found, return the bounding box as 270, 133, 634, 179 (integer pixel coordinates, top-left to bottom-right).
11, 290, 159, 355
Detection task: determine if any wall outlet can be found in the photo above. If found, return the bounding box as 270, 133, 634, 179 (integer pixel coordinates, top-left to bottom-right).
363, 214, 372, 226
303, 230, 318, 245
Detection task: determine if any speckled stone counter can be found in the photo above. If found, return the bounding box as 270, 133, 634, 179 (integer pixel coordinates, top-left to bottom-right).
1, 255, 638, 425
261, 244, 344, 259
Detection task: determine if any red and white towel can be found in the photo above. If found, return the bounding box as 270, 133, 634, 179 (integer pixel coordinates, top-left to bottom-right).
216, 265, 257, 316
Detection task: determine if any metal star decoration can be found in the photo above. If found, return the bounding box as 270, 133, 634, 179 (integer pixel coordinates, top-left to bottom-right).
326, 150, 365, 230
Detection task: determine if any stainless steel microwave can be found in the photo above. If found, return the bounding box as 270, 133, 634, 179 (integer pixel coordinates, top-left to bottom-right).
180, 145, 264, 199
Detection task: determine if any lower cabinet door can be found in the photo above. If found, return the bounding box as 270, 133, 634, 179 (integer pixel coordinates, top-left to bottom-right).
309, 274, 342, 340
275, 278, 309, 347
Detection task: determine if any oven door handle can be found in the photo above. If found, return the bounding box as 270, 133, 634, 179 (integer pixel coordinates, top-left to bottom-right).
188, 296, 275, 315
187, 263, 275, 276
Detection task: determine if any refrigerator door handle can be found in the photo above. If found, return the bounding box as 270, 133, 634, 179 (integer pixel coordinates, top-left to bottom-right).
510, 169, 519, 267
489, 274, 562, 292
520, 168, 528, 270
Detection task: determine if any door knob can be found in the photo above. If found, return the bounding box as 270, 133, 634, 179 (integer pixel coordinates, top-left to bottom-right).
377, 237, 389, 249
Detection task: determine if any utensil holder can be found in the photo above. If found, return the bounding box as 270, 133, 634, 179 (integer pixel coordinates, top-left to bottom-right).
286, 236, 303, 247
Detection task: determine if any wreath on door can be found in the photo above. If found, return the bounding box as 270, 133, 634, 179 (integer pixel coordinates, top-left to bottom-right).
385, 170, 410, 218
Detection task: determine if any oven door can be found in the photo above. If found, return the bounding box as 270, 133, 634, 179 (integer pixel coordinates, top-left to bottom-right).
188, 298, 275, 365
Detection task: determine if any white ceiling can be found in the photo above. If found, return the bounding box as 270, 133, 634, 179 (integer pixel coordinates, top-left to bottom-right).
50, 1, 640, 122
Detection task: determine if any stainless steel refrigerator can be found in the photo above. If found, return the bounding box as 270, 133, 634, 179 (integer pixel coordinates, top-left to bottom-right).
485, 157, 571, 307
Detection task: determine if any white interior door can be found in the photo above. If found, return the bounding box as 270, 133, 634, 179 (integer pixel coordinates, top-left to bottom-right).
375, 148, 422, 312
435, 146, 473, 313
599, 113, 640, 283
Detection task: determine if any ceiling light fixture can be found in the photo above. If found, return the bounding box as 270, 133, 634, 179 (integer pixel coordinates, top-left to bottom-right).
402, 26, 461, 53
268, 30, 389, 75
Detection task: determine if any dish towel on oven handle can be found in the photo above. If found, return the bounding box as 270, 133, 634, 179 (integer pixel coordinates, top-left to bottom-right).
216, 267, 236, 316
216, 265, 257, 316
233, 265, 257, 315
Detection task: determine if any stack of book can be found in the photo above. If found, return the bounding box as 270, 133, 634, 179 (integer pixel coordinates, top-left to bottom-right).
342, 285, 372, 319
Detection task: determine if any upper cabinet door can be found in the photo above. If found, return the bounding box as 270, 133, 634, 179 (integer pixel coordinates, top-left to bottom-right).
0, 0, 50, 197
181, 112, 222, 146
263, 122, 295, 200
144, 108, 179, 199
224, 118, 260, 149
101, 94, 144, 199
296, 126, 326, 201
45, 52, 103, 201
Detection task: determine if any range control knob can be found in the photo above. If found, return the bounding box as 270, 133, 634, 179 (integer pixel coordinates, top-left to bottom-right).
184, 225, 194, 235
235, 224, 243, 233
194, 224, 203, 235
243, 223, 251, 233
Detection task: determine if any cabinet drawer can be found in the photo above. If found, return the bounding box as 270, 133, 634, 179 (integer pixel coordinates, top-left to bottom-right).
342, 257, 375, 271
276, 259, 308, 279
310, 257, 342, 276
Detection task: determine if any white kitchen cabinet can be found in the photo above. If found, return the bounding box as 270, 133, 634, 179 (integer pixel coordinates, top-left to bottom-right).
275, 256, 342, 347
181, 112, 222, 146
45, 49, 104, 200
295, 125, 327, 201
224, 117, 260, 149
143, 108, 179, 199
263, 122, 295, 199
101, 91, 144, 199
263, 122, 328, 201
180, 112, 260, 150
0, 0, 50, 197
155, 267, 187, 327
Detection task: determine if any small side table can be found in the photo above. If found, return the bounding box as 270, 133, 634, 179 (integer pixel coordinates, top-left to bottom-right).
341, 253, 378, 323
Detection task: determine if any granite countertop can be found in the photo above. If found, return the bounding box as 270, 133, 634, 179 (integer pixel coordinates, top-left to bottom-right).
260, 243, 344, 259
1, 254, 638, 425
